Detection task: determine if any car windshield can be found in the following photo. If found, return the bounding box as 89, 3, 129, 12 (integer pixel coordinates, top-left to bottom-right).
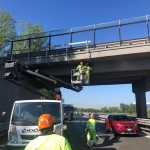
12, 102, 60, 126
112, 115, 131, 121
64, 107, 74, 112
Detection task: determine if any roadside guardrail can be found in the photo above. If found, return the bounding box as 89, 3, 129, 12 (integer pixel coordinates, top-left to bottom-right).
136, 118, 150, 133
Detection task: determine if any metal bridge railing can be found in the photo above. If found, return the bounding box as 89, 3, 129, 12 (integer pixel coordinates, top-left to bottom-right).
7, 15, 150, 61
9, 40, 92, 61
9, 37, 150, 62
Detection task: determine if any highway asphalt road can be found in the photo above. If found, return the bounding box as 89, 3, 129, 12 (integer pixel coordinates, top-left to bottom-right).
0, 115, 150, 150
64, 115, 150, 150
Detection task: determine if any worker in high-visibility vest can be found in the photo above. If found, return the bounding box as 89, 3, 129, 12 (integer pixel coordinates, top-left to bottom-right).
55, 88, 62, 100
84, 62, 92, 82
25, 114, 72, 150
85, 114, 97, 147
76, 61, 85, 81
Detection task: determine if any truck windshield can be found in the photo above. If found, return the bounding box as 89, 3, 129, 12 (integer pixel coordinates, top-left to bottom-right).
64, 107, 74, 112
12, 102, 60, 126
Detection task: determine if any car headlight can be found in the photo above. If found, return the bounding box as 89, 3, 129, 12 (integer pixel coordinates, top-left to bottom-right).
8, 126, 18, 144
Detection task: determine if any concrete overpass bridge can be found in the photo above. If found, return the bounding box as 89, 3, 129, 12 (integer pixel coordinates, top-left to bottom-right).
1, 15, 150, 118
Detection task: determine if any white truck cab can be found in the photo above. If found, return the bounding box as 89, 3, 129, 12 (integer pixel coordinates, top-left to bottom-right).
7, 99, 64, 150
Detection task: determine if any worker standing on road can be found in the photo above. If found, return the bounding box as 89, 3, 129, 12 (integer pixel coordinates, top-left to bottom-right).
25, 114, 72, 150
85, 113, 97, 147
76, 61, 85, 81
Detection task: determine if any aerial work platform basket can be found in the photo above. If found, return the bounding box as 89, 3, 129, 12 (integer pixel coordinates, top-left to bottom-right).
71, 69, 89, 85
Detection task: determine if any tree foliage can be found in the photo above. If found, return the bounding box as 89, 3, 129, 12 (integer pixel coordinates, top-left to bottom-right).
0, 9, 47, 55
120, 103, 136, 114
0, 9, 16, 56
76, 103, 137, 115
13, 21, 47, 52
100, 106, 121, 113
77, 107, 100, 113
40, 89, 56, 99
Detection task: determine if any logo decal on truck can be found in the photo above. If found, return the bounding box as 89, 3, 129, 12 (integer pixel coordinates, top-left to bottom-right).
22, 128, 40, 133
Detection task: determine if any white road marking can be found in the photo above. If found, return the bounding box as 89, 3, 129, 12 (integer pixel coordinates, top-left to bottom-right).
145, 136, 150, 138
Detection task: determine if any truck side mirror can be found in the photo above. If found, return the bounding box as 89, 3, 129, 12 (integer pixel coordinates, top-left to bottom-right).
63, 125, 67, 130
2, 112, 6, 118
0, 112, 6, 122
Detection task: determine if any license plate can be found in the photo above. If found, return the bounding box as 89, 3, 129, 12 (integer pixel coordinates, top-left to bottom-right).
127, 129, 131, 131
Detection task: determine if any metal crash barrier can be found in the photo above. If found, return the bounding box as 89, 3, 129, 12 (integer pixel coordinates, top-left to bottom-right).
137, 118, 150, 133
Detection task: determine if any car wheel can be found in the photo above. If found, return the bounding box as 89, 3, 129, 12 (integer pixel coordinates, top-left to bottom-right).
136, 129, 140, 136
112, 127, 118, 137
114, 132, 118, 137
105, 123, 109, 133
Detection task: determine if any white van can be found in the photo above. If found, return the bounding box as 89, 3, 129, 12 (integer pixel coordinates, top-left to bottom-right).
7, 99, 64, 150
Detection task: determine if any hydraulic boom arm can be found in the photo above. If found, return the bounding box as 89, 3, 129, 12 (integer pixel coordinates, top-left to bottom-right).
3, 61, 82, 93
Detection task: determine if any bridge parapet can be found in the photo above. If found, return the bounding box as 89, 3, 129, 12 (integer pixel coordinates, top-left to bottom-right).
8, 37, 150, 65
6, 15, 150, 64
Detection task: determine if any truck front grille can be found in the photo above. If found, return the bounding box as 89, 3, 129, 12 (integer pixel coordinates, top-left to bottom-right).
21, 135, 39, 140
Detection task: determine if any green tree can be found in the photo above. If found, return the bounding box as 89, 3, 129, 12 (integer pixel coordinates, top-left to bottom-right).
40, 89, 56, 99
120, 103, 136, 114
120, 103, 127, 113
13, 21, 48, 53
100, 107, 109, 113
0, 9, 16, 56
108, 106, 121, 113
128, 103, 136, 114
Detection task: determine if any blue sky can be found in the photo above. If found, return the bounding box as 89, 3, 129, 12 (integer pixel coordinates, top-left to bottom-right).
1, 0, 150, 108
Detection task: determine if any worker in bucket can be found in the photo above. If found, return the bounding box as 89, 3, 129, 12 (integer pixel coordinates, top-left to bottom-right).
76, 61, 85, 81
85, 113, 97, 147
84, 62, 92, 83
25, 114, 72, 150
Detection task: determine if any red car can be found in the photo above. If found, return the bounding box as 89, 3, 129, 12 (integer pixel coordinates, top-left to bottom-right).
105, 114, 139, 136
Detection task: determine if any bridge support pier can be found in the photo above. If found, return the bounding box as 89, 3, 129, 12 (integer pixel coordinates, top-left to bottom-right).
134, 91, 147, 118
132, 79, 148, 118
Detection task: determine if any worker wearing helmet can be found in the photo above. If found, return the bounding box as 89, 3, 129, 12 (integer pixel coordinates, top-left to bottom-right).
25, 114, 72, 150
55, 88, 62, 100
85, 113, 97, 147
76, 61, 85, 81
84, 62, 92, 83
